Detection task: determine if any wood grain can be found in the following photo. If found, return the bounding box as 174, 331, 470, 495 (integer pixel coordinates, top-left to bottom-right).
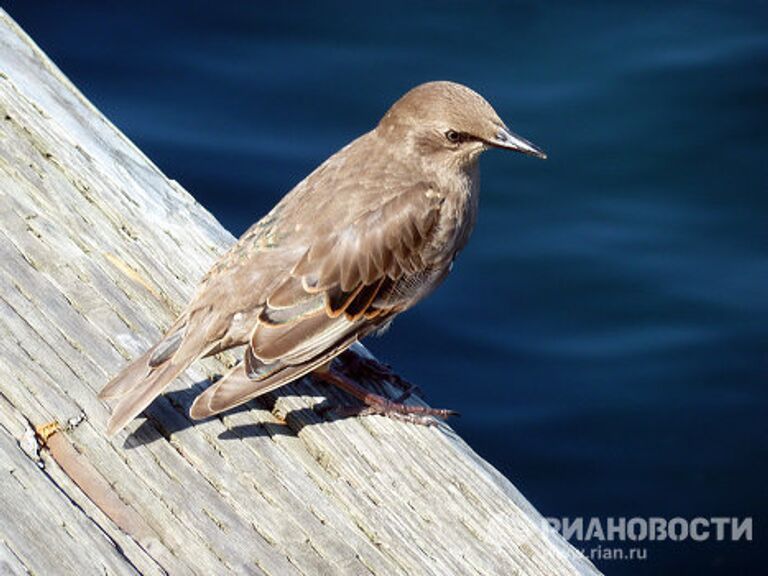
0, 10, 601, 575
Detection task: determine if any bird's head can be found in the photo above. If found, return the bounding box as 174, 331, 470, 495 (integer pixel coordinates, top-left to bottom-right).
377, 81, 546, 169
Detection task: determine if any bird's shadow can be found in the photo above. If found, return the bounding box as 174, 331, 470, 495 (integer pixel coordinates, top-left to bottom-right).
122, 372, 371, 449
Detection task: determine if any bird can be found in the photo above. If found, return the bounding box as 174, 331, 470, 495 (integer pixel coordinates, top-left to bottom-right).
99, 80, 546, 435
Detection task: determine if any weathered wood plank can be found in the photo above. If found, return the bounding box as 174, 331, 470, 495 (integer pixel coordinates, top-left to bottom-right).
0, 9, 601, 576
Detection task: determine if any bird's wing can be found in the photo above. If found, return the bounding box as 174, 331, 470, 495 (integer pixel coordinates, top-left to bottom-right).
189, 183, 444, 418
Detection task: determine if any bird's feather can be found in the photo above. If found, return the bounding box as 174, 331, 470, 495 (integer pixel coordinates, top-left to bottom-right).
98, 85, 491, 433
189, 333, 360, 419
100, 311, 229, 435
102, 328, 216, 435
180, 185, 442, 420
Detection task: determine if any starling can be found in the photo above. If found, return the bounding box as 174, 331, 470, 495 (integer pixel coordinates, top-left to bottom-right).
100, 81, 546, 435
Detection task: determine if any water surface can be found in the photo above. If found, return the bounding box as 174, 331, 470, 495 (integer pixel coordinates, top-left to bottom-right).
7, 2, 766, 573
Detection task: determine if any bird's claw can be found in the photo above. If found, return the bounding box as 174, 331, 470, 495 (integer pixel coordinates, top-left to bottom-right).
358, 401, 459, 426
325, 402, 457, 427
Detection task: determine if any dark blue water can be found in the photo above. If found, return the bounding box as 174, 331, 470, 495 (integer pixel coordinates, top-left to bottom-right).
7, 2, 766, 573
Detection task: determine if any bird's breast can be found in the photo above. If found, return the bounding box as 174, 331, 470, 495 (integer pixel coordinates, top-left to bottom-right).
379, 168, 479, 312
426, 165, 480, 264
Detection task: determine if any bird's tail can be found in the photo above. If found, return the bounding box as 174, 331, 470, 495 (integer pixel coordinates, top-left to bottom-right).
99, 317, 210, 436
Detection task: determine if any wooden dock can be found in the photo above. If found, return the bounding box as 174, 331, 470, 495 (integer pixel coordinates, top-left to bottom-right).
0, 10, 601, 576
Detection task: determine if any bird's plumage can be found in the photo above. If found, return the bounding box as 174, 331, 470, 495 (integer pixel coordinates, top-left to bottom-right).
100, 81, 545, 435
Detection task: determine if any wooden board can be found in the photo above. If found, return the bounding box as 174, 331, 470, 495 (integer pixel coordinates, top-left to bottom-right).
0, 9, 601, 576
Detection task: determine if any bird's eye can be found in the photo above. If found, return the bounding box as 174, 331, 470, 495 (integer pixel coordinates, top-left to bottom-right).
445, 129, 461, 143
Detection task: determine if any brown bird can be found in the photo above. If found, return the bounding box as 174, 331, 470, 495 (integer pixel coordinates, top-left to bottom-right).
100, 81, 546, 435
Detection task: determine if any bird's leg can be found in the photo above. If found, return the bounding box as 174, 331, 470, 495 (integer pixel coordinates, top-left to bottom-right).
339, 349, 423, 401
313, 365, 458, 426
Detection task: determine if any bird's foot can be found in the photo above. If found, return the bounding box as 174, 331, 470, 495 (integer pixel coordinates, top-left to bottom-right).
313, 365, 458, 426
356, 398, 458, 426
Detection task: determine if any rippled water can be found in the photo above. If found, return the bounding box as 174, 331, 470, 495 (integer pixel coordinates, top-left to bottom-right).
8, 2, 766, 573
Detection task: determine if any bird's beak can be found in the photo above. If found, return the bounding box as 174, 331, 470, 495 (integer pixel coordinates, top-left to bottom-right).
491, 125, 547, 159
